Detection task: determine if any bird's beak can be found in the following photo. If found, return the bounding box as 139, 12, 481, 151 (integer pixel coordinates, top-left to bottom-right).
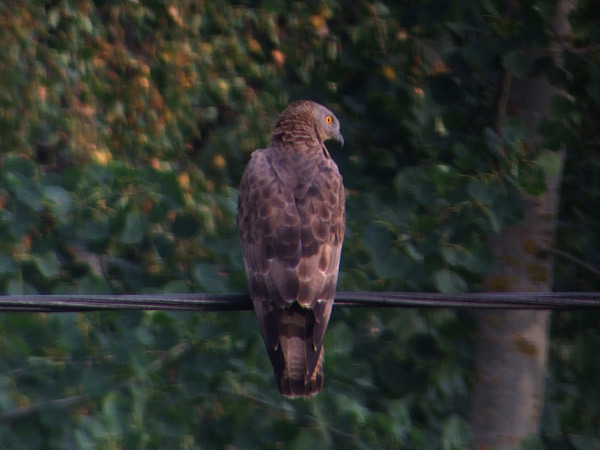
333, 130, 344, 147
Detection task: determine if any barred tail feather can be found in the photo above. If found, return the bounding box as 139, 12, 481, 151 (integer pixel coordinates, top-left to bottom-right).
277, 352, 323, 397
275, 303, 324, 397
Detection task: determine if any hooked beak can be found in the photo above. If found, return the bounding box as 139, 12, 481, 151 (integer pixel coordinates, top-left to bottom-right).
333, 129, 344, 147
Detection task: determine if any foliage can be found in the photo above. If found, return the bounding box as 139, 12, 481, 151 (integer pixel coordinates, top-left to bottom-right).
0, 0, 597, 448
544, 3, 600, 448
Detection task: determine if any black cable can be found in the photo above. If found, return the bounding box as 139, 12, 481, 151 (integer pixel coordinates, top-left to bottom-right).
0, 292, 598, 313
0, 294, 252, 313
335, 291, 600, 309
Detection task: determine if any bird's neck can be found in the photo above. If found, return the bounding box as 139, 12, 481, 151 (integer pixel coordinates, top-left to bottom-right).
271, 121, 330, 162
266, 125, 327, 188
272, 120, 320, 143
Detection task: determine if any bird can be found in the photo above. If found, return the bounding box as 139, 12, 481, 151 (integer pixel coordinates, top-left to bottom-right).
237, 100, 345, 397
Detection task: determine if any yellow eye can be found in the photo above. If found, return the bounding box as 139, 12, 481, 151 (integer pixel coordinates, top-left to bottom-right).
325, 115, 333, 124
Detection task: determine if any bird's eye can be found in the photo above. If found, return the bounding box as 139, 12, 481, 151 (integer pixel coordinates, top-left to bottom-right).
325, 115, 333, 124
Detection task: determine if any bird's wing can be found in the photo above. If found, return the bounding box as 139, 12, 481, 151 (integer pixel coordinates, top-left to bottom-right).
293, 156, 345, 360
238, 145, 345, 390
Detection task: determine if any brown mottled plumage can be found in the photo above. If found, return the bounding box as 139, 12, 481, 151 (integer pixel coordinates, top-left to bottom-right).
238, 100, 345, 397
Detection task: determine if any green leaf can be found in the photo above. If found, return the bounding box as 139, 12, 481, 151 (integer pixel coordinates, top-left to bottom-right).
33, 252, 60, 278
503, 50, 533, 78
101, 391, 124, 434
42, 185, 74, 219
442, 241, 494, 274
442, 415, 471, 450
484, 127, 502, 155
378, 358, 421, 395
534, 149, 563, 178
434, 270, 467, 293
120, 212, 147, 245
441, 246, 466, 267
1, 157, 36, 178
585, 81, 600, 105
502, 117, 528, 144
289, 429, 320, 450
325, 322, 353, 356
0, 254, 18, 275
394, 167, 437, 205
550, 95, 579, 122
518, 434, 544, 450
193, 262, 225, 292
48, 8, 60, 28
538, 118, 576, 151
171, 213, 201, 238
519, 163, 546, 196
158, 171, 185, 206
453, 142, 479, 171
27, 356, 57, 371
151, 232, 175, 258
483, 0, 501, 19
14, 179, 43, 212
467, 180, 498, 205
570, 434, 600, 450
361, 224, 409, 279
388, 399, 412, 443
81, 218, 110, 241
404, 242, 424, 263
74, 430, 95, 450
6, 279, 37, 295
161, 280, 190, 293
76, 275, 111, 294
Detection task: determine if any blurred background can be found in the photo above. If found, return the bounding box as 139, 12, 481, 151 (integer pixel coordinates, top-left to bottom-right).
0, 0, 599, 448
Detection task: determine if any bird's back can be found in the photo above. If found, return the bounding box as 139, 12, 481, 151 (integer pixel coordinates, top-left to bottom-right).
238, 101, 345, 396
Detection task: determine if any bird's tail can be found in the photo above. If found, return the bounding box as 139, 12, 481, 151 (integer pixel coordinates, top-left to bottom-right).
275, 304, 324, 397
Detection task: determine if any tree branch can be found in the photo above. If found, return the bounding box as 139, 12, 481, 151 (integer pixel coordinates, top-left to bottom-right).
0, 394, 89, 423
550, 26, 600, 55
0, 339, 194, 423
540, 246, 600, 278
495, 70, 513, 135
222, 390, 358, 441
149, 339, 192, 371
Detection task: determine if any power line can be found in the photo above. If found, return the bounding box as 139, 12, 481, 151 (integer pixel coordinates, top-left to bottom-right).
0, 293, 252, 313
0, 292, 598, 313
334, 291, 600, 309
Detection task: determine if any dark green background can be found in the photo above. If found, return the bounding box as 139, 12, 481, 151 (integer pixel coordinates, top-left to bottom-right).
0, 1, 598, 448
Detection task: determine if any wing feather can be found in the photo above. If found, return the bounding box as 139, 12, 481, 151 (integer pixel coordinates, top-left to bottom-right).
238, 137, 345, 395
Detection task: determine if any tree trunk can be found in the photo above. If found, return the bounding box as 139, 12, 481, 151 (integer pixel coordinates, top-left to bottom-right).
470, 2, 572, 449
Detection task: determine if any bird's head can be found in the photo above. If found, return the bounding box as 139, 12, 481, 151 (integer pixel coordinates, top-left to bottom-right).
311, 102, 344, 147
275, 100, 344, 147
